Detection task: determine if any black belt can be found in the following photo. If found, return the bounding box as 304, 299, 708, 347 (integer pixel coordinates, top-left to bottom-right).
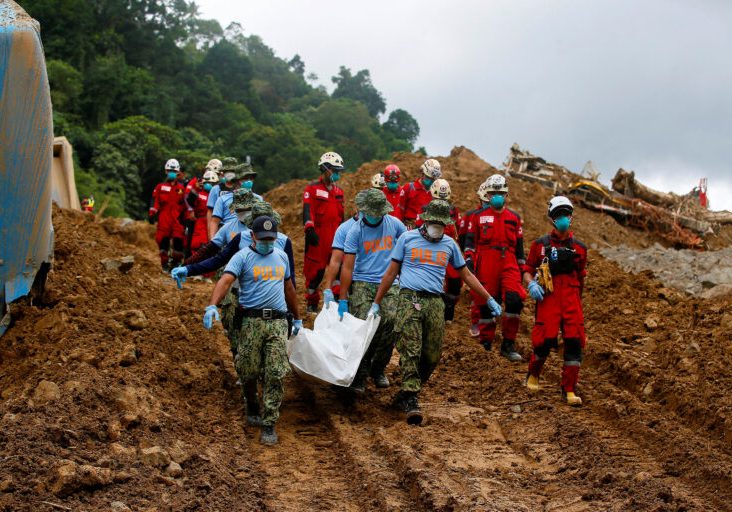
400, 288, 440, 299
237, 308, 287, 320
480, 245, 509, 257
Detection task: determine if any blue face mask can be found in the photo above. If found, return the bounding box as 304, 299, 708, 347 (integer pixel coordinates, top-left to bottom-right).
255, 240, 275, 254
422, 177, 434, 188
553, 216, 572, 233
490, 194, 505, 209
166, 171, 177, 181
386, 182, 399, 192
364, 214, 382, 225
203, 183, 213, 192
330, 172, 341, 182
241, 180, 253, 190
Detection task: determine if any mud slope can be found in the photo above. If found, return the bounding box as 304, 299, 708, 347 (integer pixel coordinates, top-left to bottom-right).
1, 148, 731, 511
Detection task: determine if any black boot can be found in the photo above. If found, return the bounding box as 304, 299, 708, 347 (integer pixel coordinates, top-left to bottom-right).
244, 380, 262, 426
500, 339, 523, 362
481, 340, 492, 351
371, 373, 390, 388
260, 425, 278, 445
404, 393, 423, 425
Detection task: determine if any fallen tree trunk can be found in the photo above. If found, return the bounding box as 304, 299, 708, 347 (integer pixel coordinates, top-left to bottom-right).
611, 169, 678, 208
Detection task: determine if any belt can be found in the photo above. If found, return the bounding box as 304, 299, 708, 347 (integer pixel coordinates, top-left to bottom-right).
237, 308, 288, 320
400, 288, 440, 299
479, 245, 509, 257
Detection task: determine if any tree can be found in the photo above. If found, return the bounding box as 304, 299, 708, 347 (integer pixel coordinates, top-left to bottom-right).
331, 66, 386, 118
383, 109, 420, 146
47, 59, 83, 113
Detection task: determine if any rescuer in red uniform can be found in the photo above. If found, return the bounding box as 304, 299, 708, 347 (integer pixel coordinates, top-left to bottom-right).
302, 152, 346, 312
523, 196, 588, 407
464, 174, 525, 362
399, 159, 442, 228
382, 164, 403, 219
458, 188, 484, 337
186, 170, 219, 253
150, 158, 186, 270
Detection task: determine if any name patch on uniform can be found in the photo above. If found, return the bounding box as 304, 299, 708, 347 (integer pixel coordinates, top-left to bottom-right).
303, 192, 310, 199
409, 248, 448, 267
363, 236, 393, 254
316, 189, 329, 199
198, 193, 208, 200
252, 265, 285, 281
161, 185, 171, 192
480, 215, 494, 224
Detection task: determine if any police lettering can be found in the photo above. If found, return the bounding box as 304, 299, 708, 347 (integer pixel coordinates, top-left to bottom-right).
409, 248, 448, 267
363, 236, 393, 254
252, 265, 285, 281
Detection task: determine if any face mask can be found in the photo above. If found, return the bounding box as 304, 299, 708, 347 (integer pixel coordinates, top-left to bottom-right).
255, 240, 275, 254
553, 215, 572, 233
386, 182, 399, 192
364, 214, 382, 225
422, 177, 434, 188
236, 211, 249, 223
490, 195, 505, 209
426, 224, 444, 239
203, 183, 213, 192
241, 180, 253, 190
166, 171, 177, 181
330, 172, 341, 182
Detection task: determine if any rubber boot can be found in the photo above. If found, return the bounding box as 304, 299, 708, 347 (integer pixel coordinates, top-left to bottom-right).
500, 339, 523, 362
526, 374, 540, 392
404, 393, 423, 425
563, 391, 583, 407
561, 364, 582, 407
372, 373, 390, 388
260, 425, 278, 445
481, 340, 492, 351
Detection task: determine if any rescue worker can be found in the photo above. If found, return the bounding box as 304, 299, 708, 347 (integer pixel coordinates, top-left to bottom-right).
150, 159, 186, 270
206, 157, 238, 239
372, 200, 501, 424
464, 175, 525, 362
186, 170, 219, 255
338, 189, 406, 392
523, 196, 588, 407
211, 162, 259, 235
458, 183, 485, 338
399, 158, 442, 228
382, 164, 403, 218
371, 173, 385, 190
203, 216, 302, 445
302, 152, 345, 313
81, 196, 95, 212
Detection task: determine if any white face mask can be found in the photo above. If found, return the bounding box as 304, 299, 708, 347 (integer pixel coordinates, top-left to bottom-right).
426, 224, 445, 239
236, 212, 249, 223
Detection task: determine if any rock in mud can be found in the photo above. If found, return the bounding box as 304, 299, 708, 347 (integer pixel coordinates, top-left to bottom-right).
139, 446, 171, 468
644, 315, 659, 331
100, 255, 135, 273
33, 380, 61, 404
109, 443, 136, 461
165, 461, 183, 478
110, 501, 132, 511
50, 460, 114, 496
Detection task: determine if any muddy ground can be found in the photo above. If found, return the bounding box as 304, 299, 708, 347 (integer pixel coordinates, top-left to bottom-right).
1, 148, 731, 511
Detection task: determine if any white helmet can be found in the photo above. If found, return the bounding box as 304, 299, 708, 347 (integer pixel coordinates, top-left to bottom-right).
485, 174, 509, 193
202, 170, 219, 184
477, 180, 492, 202
206, 158, 222, 173
421, 158, 442, 179
371, 173, 385, 189
165, 158, 180, 171
548, 196, 574, 218
318, 151, 344, 171
430, 178, 451, 200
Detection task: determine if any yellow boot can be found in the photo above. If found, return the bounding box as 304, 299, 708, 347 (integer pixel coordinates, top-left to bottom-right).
564, 391, 583, 407
526, 374, 540, 392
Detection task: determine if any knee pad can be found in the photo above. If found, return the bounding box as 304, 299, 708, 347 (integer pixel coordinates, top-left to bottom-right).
534, 338, 556, 359
159, 237, 171, 251
504, 291, 523, 315
479, 304, 497, 320
172, 237, 185, 251
564, 337, 583, 363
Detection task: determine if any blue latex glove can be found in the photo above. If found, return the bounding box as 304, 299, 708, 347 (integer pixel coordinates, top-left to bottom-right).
203, 305, 220, 330
528, 280, 544, 301
292, 319, 303, 336
171, 266, 188, 289
323, 289, 335, 308
338, 299, 349, 320
487, 297, 502, 317
368, 303, 380, 317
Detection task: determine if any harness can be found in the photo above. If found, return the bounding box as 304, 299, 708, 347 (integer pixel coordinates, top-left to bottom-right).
539, 235, 578, 276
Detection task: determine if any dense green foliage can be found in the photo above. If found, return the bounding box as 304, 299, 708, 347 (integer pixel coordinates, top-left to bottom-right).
25, 0, 420, 218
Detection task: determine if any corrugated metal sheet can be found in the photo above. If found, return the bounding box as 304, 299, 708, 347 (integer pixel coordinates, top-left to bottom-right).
0, 0, 54, 307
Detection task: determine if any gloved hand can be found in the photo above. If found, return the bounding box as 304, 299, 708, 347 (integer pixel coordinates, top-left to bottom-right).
466, 257, 474, 273
148, 207, 158, 218
292, 319, 303, 336
323, 289, 335, 308
487, 296, 502, 317
203, 305, 220, 330
528, 280, 544, 301
305, 226, 319, 247
171, 266, 188, 289
368, 303, 380, 317
338, 299, 349, 320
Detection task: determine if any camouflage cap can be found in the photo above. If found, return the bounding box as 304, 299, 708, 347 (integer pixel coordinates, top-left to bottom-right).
353, 189, 371, 211
229, 189, 258, 211
420, 199, 454, 225
246, 201, 282, 228
233, 163, 257, 180
358, 189, 393, 217
220, 157, 239, 172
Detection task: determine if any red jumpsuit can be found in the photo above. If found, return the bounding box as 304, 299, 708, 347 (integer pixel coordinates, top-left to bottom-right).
187, 186, 210, 251
151, 180, 186, 268
303, 177, 345, 307
399, 179, 432, 227
465, 206, 526, 347
382, 186, 403, 220
459, 205, 482, 328
523, 231, 587, 394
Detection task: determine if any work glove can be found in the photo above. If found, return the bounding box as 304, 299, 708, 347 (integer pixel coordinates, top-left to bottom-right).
338, 299, 349, 320
203, 305, 220, 330
292, 319, 303, 336
528, 280, 544, 301
466, 257, 474, 273
148, 207, 158, 218
487, 297, 502, 317
368, 303, 380, 317
305, 226, 319, 247
171, 266, 188, 289
323, 289, 335, 308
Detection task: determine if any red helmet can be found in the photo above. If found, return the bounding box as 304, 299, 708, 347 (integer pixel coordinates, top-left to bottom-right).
383, 164, 400, 182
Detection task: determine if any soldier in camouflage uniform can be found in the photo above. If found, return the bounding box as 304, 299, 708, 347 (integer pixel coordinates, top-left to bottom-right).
337, 189, 407, 393
203, 216, 302, 445
372, 200, 502, 424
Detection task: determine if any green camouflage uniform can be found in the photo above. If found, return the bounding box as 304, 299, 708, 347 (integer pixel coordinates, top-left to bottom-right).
231, 317, 290, 426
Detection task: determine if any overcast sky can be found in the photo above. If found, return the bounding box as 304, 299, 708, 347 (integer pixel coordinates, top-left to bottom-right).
196, 0, 732, 211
